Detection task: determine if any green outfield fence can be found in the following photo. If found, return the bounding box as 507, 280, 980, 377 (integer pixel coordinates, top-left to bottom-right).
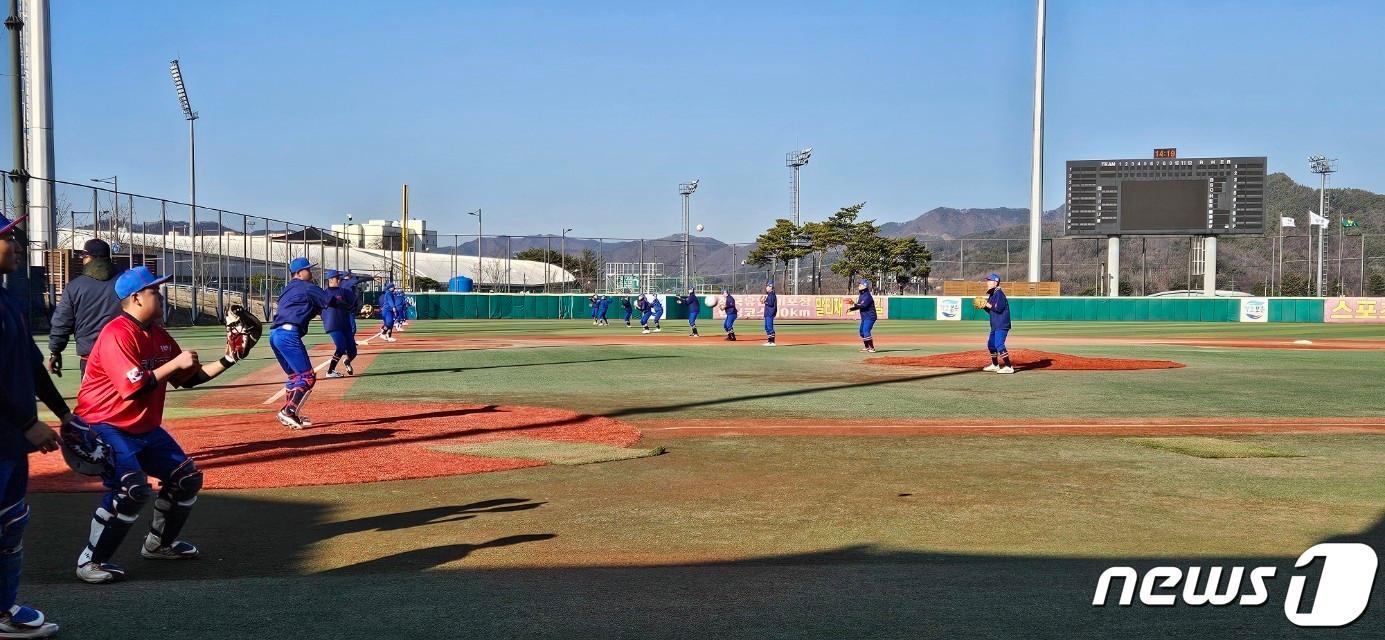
374, 293, 1330, 323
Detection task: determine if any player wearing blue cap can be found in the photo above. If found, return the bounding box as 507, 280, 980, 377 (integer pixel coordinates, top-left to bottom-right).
650, 294, 663, 332
760, 282, 777, 346
323, 270, 371, 378
636, 294, 653, 334
0, 212, 67, 635
620, 293, 634, 327
675, 288, 700, 337
721, 288, 738, 341
372, 283, 399, 343
269, 258, 351, 428
589, 294, 599, 325
981, 273, 1013, 374
391, 286, 410, 333
848, 279, 877, 352
596, 295, 610, 326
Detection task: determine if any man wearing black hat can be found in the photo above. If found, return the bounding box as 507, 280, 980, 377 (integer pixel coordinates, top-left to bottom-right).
48, 238, 123, 379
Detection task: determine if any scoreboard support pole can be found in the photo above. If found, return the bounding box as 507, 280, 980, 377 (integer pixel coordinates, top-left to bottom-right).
1202, 236, 1217, 297
1106, 236, 1120, 297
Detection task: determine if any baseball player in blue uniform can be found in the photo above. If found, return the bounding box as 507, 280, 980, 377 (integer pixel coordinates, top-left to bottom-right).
0, 212, 66, 636
621, 294, 634, 327
650, 294, 663, 332
373, 283, 398, 343
676, 288, 700, 337
982, 273, 1013, 374
721, 288, 738, 341
761, 282, 778, 346
636, 294, 653, 334
589, 294, 599, 325
597, 295, 610, 326
391, 286, 409, 332
323, 270, 371, 378
269, 258, 351, 428
848, 279, 877, 352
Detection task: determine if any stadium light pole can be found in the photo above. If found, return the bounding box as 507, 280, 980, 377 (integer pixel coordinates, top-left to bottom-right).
467, 208, 482, 285
90, 176, 117, 238
170, 59, 199, 320
786, 148, 811, 294
679, 179, 699, 291
560, 227, 572, 291
1308, 156, 1336, 297
1026, 0, 1046, 283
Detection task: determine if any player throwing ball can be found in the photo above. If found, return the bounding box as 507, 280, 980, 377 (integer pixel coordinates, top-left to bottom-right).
980, 273, 1013, 374
847, 279, 877, 352
270, 258, 351, 428
760, 282, 777, 346
71, 266, 257, 584
720, 288, 738, 341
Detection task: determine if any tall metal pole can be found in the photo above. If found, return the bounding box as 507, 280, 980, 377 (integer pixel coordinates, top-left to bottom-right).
401, 184, 409, 291
1026, 0, 1046, 283
679, 180, 698, 291
22, 0, 55, 267
4, 0, 31, 315
786, 152, 809, 294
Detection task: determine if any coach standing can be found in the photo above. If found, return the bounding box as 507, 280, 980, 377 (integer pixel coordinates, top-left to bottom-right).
761, 282, 777, 346
981, 273, 1013, 374
848, 279, 876, 353
49, 239, 123, 379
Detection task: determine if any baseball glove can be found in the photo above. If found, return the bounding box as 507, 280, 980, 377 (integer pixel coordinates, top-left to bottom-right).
60, 415, 111, 476
224, 304, 263, 362
971, 296, 988, 310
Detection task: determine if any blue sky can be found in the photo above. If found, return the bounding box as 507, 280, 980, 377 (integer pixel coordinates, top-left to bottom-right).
8, 0, 1384, 241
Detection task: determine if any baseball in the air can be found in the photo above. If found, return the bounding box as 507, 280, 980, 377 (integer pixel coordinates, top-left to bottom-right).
695, 224, 704, 232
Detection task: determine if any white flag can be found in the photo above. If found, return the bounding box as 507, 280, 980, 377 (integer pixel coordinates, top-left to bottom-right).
1280, 216, 1296, 228
1309, 211, 1329, 227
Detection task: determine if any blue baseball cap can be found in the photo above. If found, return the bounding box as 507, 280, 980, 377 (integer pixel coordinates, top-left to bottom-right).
859, 279, 871, 288
0, 211, 27, 237
115, 266, 172, 299
289, 257, 315, 274
986, 273, 1001, 282
325, 269, 342, 279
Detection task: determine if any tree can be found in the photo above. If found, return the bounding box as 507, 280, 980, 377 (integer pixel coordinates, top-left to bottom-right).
514, 248, 563, 264
413, 275, 443, 292
1280, 272, 1311, 297
831, 221, 890, 292
1369, 273, 1385, 296
801, 203, 864, 293
745, 219, 809, 286
887, 236, 932, 294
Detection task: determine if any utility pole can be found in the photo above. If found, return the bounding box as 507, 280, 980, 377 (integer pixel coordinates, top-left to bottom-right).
1027, 0, 1046, 283
786, 148, 811, 294
1309, 156, 1336, 296
679, 179, 698, 291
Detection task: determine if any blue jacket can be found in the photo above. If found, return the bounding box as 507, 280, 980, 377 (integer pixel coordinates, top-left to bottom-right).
851, 290, 876, 319
986, 287, 1011, 331
379, 290, 397, 317
764, 291, 778, 318
636, 297, 651, 313
681, 294, 699, 314
273, 278, 348, 335
651, 298, 663, 315
723, 294, 737, 314
0, 287, 42, 458
48, 258, 123, 357
322, 276, 365, 334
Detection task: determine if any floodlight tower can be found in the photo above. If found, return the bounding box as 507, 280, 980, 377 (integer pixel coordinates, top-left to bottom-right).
786, 147, 812, 294
679, 179, 699, 291
1308, 155, 1336, 297
170, 59, 199, 316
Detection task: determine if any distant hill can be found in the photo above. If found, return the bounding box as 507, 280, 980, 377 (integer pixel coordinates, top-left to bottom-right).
879, 206, 1063, 241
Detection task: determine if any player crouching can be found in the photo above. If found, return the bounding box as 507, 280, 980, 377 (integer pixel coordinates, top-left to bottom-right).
68, 267, 258, 585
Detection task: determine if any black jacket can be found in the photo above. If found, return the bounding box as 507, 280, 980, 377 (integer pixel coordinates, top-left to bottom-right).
48, 258, 123, 357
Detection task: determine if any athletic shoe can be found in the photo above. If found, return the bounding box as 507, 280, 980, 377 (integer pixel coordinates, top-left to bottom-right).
345, 363, 354, 375
0, 605, 58, 638
75, 561, 125, 585
641, 329, 650, 334
383, 336, 397, 343
860, 347, 871, 352
653, 328, 662, 332
982, 364, 999, 372
763, 342, 776, 347
326, 370, 344, 378
141, 536, 199, 560
299, 415, 313, 426
997, 366, 1015, 374
277, 410, 306, 430
728, 333, 737, 341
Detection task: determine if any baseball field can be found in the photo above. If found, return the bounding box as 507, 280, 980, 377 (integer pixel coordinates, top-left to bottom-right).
23, 319, 1385, 638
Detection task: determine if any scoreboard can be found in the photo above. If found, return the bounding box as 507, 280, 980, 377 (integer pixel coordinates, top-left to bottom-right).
1064, 156, 1266, 236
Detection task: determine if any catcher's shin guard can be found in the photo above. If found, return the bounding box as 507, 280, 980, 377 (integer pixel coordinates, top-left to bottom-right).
0, 499, 30, 605
80, 473, 152, 565
150, 460, 202, 547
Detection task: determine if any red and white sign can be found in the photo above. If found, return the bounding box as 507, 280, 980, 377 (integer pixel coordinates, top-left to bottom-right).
1325, 297, 1385, 324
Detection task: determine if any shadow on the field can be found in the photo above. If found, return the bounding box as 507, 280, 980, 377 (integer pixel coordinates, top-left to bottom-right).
192, 427, 407, 462
359, 354, 676, 379
20, 489, 1385, 638
337, 404, 502, 426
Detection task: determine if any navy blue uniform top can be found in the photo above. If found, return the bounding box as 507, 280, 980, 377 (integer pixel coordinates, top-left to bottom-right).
0, 287, 42, 457
637, 297, 651, 313
723, 294, 737, 314
764, 291, 778, 317
321, 276, 365, 334
273, 278, 348, 336
681, 294, 699, 312
986, 287, 1011, 331
651, 297, 663, 313
851, 290, 877, 319
621, 297, 632, 311
378, 290, 395, 315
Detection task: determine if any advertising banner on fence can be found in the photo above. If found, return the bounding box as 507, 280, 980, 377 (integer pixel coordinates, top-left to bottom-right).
709, 295, 888, 320
1239, 297, 1269, 323
1325, 297, 1385, 323
937, 297, 963, 321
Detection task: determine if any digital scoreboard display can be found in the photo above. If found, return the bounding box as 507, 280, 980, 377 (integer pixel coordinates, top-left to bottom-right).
1064, 156, 1266, 237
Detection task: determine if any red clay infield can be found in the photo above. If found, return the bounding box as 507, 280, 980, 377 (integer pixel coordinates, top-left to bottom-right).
866, 349, 1185, 371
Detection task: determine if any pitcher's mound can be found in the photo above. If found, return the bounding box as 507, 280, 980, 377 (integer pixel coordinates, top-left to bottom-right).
866, 349, 1184, 372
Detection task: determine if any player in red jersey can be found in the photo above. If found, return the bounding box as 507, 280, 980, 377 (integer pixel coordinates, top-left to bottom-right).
70, 266, 247, 584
